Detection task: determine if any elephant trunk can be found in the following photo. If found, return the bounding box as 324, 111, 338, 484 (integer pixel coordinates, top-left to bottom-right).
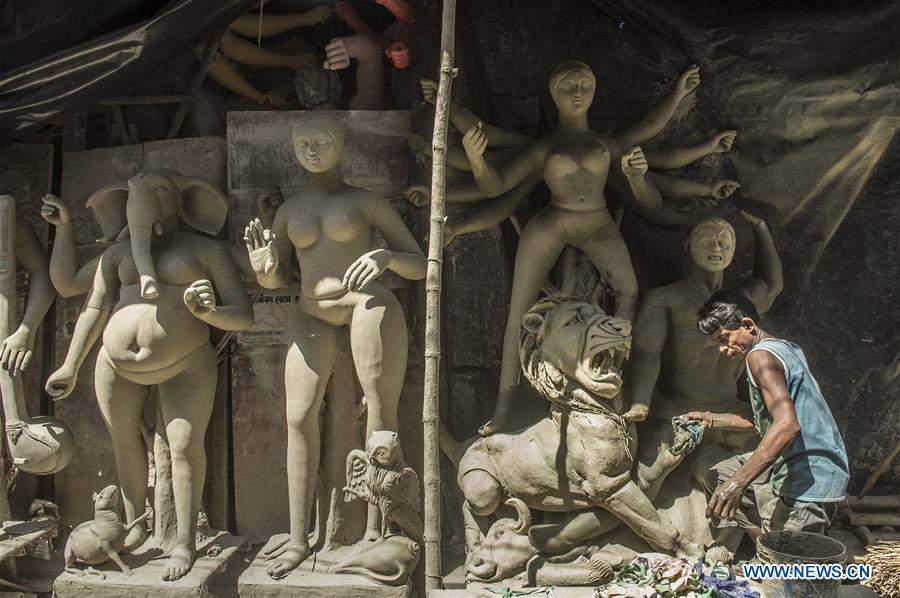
126, 176, 164, 300
129, 225, 159, 299
467, 556, 497, 581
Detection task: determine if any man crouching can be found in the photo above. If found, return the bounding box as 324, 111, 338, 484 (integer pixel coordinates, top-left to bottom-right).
689, 290, 849, 550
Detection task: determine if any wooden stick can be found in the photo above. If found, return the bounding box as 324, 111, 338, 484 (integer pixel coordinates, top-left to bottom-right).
166, 30, 224, 140
848, 512, 900, 527
423, 0, 457, 591
100, 95, 195, 106
858, 438, 900, 498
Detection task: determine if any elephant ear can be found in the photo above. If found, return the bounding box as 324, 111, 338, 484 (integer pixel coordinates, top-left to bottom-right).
175, 175, 228, 236
85, 182, 129, 243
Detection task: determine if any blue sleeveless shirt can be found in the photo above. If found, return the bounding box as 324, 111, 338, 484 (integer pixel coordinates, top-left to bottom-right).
746, 338, 849, 502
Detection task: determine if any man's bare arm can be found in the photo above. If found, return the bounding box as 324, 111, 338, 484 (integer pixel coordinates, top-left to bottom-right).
707, 350, 800, 519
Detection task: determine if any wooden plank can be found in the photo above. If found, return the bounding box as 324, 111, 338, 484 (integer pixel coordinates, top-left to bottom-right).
847, 495, 900, 509
227, 111, 410, 197
848, 512, 900, 526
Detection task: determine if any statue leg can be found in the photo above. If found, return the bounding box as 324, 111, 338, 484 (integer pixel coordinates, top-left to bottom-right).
349, 284, 407, 541
266, 312, 338, 579
156, 345, 217, 581
599, 480, 702, 558
575, 222, 638, 321
481, 210, 567, 436
94, 349, 151, 553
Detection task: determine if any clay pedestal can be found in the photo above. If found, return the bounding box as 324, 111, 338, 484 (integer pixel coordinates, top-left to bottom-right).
237, 534, 410, 598
53, 531, 247, 598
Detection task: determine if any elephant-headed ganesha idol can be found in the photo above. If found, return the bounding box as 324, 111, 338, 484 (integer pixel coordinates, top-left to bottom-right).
442, 297, 703, 586
44, 168, 253, 582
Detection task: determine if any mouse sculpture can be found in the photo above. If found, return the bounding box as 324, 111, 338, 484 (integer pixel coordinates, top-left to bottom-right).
64, 485, 151, 578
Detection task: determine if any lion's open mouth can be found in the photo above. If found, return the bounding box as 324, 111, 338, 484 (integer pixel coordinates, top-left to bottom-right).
572, 314, 632, 398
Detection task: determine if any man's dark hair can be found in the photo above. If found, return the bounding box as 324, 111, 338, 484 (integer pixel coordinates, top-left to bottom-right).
697, 290, 761, 335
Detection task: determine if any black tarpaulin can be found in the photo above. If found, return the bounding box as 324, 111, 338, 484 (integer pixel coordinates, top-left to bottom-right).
0, 0, 258, 137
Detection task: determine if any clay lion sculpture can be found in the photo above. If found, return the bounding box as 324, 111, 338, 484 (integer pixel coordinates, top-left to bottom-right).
442, 297, 702, 581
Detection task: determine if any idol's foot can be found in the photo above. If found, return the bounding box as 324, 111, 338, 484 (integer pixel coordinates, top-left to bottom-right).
264, 541, 311, 579
162, 545, 195, 581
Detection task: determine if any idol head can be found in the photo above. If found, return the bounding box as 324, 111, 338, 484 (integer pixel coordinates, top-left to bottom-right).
689, 217, 736, 272
291, 114, 345, 173
549, 61, 596, 116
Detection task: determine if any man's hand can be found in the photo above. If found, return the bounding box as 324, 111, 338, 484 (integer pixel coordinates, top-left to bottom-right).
40, 194, 70, 226
709, 179, 741, 199
462, 122, 488, 159
621, 147, 649, 178
708, 130, 737, 154
683, 411, 714, 429
0, 326, 35, 377
676, 65, 701, 95
706, 479, 746, 520
244, 218, 279, 275
183, 279, 217, 316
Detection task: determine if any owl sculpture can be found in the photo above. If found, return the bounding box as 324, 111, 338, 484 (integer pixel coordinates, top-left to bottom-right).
344, 431, 423, 542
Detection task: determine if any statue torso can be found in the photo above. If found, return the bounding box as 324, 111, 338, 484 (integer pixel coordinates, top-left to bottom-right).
653, 282, 748, 418
104, 233, 213, 373
281, 188, 380, 299
541, 134, 611, 211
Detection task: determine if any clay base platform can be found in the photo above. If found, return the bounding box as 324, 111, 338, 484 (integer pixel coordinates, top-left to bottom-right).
53, 531, 247, 598
237, 534, 410, 598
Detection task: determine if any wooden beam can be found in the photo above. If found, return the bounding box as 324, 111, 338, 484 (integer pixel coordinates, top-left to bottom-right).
848, 512, 900, 527
100, 95, 195, 106
166, 30, 224, 139
847, 495, 900, 510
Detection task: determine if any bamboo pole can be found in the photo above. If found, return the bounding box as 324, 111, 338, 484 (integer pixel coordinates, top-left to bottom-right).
423, 0, 457, 592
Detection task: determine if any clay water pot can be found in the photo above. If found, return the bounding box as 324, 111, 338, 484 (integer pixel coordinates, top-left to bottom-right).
5, 415, 75, 475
